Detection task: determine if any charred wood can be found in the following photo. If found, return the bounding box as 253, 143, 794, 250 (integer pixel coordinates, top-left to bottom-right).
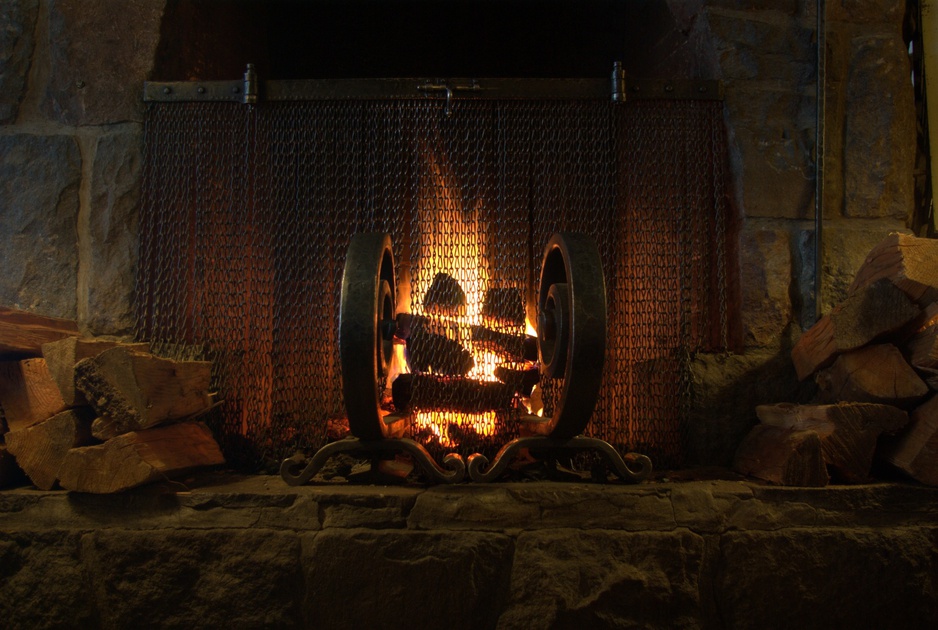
392, 373, 515, 413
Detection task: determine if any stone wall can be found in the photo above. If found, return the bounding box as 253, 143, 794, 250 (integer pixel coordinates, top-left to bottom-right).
0, 0, 920, 464
1, 477, 937, 628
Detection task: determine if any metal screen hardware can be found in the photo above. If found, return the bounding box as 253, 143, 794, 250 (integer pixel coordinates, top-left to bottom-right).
138, 83, 730, 474
144, 63, 723, 104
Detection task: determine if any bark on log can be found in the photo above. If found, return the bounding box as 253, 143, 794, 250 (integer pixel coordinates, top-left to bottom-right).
849, 232, 938, 306
816, 344, 928, 408
469, 325, 538, 361
481, 287, 526, 327
57, 421, 225, 493
406, 330, 474, 376
791, 278, 921, 380
42, 338, 150, 406
75, 346, 213, 438
3, 408, 96, 490
880, 394, 938, 485
757, 403, 909, 483
423, 273, 466, 316
0, 306, 80, 358
734, 424, 829, 487
0, 358, 68, 432
391, 373, 515, 413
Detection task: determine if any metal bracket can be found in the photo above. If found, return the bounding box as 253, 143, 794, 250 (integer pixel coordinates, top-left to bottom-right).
280, 437, 466, 485
467, 435, 653, 483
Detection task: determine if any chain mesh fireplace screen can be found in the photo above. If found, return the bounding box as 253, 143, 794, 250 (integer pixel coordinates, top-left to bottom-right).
137, 94, 729, 471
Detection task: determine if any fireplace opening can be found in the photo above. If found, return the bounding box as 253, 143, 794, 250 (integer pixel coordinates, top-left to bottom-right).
139, 0, 740, 475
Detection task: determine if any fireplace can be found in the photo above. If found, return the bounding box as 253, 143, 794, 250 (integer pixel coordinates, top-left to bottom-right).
135, 71, 733, 474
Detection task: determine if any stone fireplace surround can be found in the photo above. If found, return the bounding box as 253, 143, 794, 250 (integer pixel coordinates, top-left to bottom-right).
1, 1, 934, 627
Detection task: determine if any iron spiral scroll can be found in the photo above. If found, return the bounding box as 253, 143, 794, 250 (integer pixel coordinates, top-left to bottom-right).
280, 232, 652, 485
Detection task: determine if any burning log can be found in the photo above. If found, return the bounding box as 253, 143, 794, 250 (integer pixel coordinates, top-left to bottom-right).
57, 421, 225, 493
481, 287, 526, 327
391, 373, 515, 413
423, 272, 466, 316
734, 424, 829, 487
791, 278, 921, 380
406, 330, 474, 376
816, 344, 928, 408
470, 325, 538, 362
881, 394, 938, 485
494, 361, 539, 396
75, 346, 214, 439
0, 306, 79, 357
756, 403, 908, 483
0, 358, 68, 432
3, 408, 96, 490
41, 337, 149, 406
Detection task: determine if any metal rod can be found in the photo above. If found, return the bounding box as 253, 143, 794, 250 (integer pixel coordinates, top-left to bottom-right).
815, 0, 827, 323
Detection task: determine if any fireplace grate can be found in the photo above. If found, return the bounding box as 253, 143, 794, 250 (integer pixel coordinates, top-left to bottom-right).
137, 94, 729, 471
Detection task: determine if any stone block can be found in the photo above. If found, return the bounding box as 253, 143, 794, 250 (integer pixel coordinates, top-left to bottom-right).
0, 0, 38, 124
724, 86, 816, 218
303, 530, 513, 630
739, 224, 793, 348
82, 529, 303, 629
704, 0, 800, 13
827, 0, 905, 25
844, 34, 915, 220
498, 529, 706, 629
83, 125, 142, 335
0, 530, 93, 628
42, 0, 164, 125
716, 527, 938, 629
0, 133, 80, 318
708, 12, 815, 83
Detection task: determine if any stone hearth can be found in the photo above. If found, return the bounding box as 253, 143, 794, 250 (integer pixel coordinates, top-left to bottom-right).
2, 476, 937, 628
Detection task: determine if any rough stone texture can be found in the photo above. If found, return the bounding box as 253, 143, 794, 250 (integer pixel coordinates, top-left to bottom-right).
83, 125, 143, 335
685, 350, 810, 467
0, 0, 39, 124
708, 11, 815, 84
0, 530, 94, 628
42, 0, 164, 125
82, 529, 303, 629
0, 133, 80, 318
739, 224, 793, 348
303, 530, 513, 630
827, 0, 906, 25
499, 529, 706, 629
718, 527, 938, 629
843, 34, 915, 219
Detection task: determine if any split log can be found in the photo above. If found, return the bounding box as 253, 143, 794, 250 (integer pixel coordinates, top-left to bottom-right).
423, 273, 466, 316
880, 394, 938, 485
75, 346, 213, 439
470, 325, 538, 361
57, 421, 225, 493
0, 306, 79, 358
791, 278, 921, 380
0, 358, 68, 432
734, 424, 829, 487
906, 312, 938, 370
391, 373, 515, 413
406, 330, 474, 376
481, 287, 526, 326
3, 408, 96, 490
816, 344, 928, 408
42, 337, 150, 406
757, 403, 909, 483
0, 444, 27, 489
849, 232, 938, 306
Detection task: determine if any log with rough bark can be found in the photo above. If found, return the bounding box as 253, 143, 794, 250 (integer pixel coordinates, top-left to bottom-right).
0, 358, 68, 432
849, 232, 938, 306
469, 325, 538, 361
3, 408, 96, 490
57, 421, 225, 493
406, 330, 474, 376
391, 373, 515, 413
816, 344, 928, 408
734, 424, 829, 487
880, 394, 938, 485
791, 278, 921, 380
42, 337, 150, 406
0, 306, 80, 358
756, 403, 909, 483
75, 346, 213, 439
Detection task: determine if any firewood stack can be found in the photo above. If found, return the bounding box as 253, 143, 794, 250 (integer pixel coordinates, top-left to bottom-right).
0, 307, 224, 492
736, 233, 938, 486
